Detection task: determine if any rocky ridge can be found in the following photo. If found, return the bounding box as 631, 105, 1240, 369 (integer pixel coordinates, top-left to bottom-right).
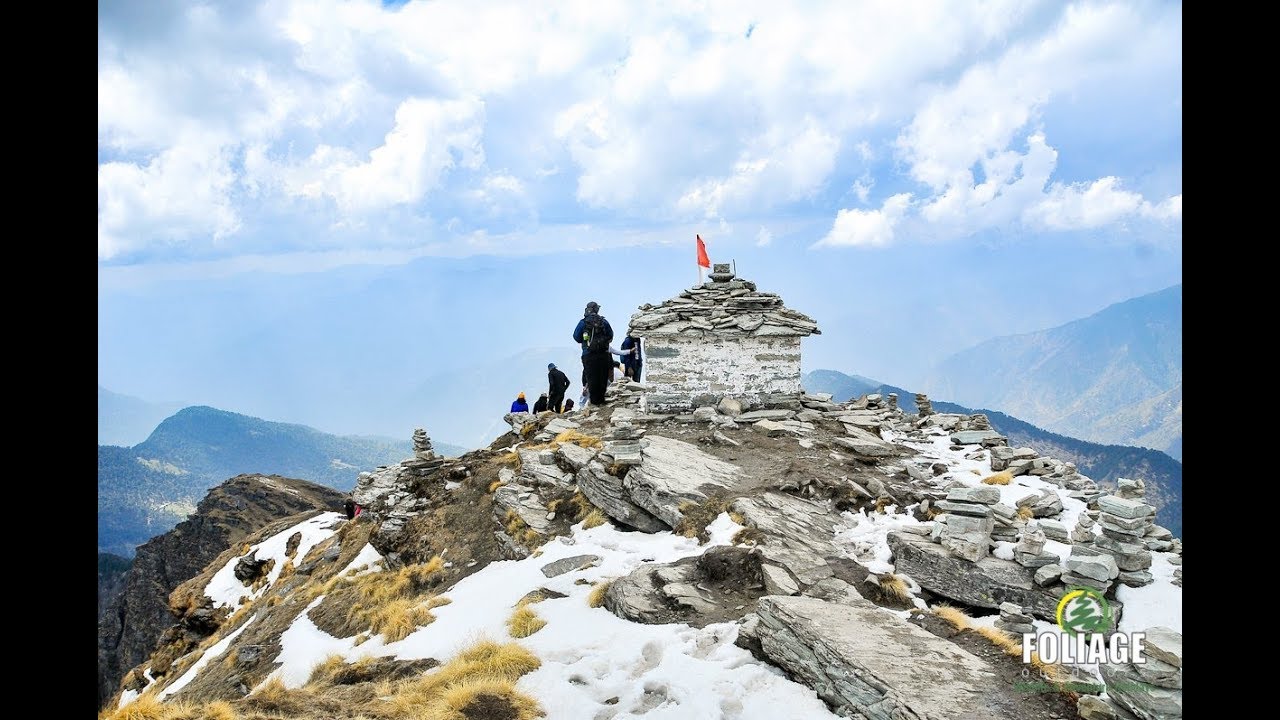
107, 383, 1183, 720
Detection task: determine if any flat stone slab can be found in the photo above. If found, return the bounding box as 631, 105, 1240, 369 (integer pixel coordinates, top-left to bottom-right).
949, 430, 1006, 445
1098, 496, 1155, 520
733, 492, 840, 557
753, 594, 1018, 720
833, 425, 898, 457
622, 435, 740, 527
736, 409, 796, 422
540, 554, 601, 578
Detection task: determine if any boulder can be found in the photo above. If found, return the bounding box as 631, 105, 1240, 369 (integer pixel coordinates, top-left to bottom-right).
1065, 551, 1120, 582
751, 594, 1022, 719
717, 397, 743, 416
888, 532, 1102, 622
732, 492, 840, 557
946, 486, 1001, 505
1099, 662, 1182, 719
949, 430, 1006, 445
1098, 496, 1155, 520
1033, 564, 1064, 586
492, 485, 554, 533
1144, 626, 1182, 668
555, 442, 597, 471
540, 554, 601, 578
622, 436, 739, 527
576, 462, 667, 532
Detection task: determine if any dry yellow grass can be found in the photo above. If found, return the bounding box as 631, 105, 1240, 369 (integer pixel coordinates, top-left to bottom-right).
367, 596, 452, 642
197, 701, 238, 720
932, 604, 972, 631
587, 580, 612, 608
488, 479, 505, 493
432, 677, 542, 720
343, 558, 449, 641
728, 511, 746, 525
507, 606, 548, 638
974, 625, 1024, 656
520, 529, 545, 548
101, 695, 181, 720
554, 429, 603, 449
305, 654, 350, 687
582, 509, 608, 529
546, 498, 564, 514
876, 574, 911, 603
1017, 506, 1035, 521
384, 640, 542, 719
504, 510, 527, 536
874, 497, 893, 514
495, 451, 522, 471
982, 471, 1013, 485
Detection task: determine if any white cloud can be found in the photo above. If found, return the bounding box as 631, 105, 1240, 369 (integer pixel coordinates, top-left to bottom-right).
814, 193, 912, 248
271, 97, 485, 212
755, 226, 773, 247
97, 0, 1180, 265
98, 138, 239, 260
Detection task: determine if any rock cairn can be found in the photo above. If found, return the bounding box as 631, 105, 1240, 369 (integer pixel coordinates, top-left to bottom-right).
1070, 511, 1097, 544
1092, 492, 1157, 587
989, 501, 1023, 542
1013, 521, 1060, 568
412, 428, 434, 459
1099, 626, 1182, 719
405, 429, 445, 477
969, 413, 991, 431
934, 486, 999, 561
994, 601, 1035, 635
915, 393, 933, 416
886, 392, 898, 410
627, 271, 820, 339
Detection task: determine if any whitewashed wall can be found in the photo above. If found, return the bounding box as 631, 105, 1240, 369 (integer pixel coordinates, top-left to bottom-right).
641, 334, 803, 411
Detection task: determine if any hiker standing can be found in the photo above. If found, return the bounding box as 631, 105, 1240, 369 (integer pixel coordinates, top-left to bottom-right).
533, 393, 549, 414
573, 301, 614, 406
547, 362, 570, 413
510, 392, 530, 413
621, 335, 643, 381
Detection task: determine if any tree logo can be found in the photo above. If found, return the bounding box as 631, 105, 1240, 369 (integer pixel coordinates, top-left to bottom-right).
1056, 588, 1111, 635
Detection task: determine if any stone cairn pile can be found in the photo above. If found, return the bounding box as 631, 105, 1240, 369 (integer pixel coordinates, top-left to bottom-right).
1012, 520, 1060, 570
628, 267, 820, 339
915, 393, 933, 417
932, 486, 1000, 561
405, 428, 445, 478
1099, 626, 1183, 719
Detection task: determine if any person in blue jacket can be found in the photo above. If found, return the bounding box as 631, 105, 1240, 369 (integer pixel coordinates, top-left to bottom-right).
573, 301, 614, 406
510, 392, 530, 413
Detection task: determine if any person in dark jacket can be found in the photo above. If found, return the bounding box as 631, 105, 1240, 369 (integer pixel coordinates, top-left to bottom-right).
563, 398, 575, 413
620, 335, 643, 381
533, 393, 549, 414
510, 392, 530, 413
547, 362, 570, 412
572, 301, 614, 406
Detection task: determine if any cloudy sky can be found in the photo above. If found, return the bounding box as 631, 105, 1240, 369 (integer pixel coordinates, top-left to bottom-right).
98, 0, 1181, 445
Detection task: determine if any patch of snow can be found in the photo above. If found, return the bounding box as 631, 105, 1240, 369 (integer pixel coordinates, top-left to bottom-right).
834, 507, 924, 574
204, 512, 344, 608
339, 542, 384, 577
445, 480, 462, 490
1116, 552, 1182, 633
262, 597, 360, 689
265, 514, 839, 718
159, 615, 257, 699
117, 689, 138, 708
992, 541, 1016, 561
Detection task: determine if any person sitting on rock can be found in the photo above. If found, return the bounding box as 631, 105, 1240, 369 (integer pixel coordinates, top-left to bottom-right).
533, 393, 549, 414
563, 398, 575, 413
510, 392, 530, 414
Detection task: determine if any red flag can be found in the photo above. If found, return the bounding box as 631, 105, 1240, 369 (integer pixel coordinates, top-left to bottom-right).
696, 234, 710, 268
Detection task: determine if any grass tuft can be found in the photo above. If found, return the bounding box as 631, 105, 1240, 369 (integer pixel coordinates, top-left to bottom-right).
506, 606, 548, 638
932, 604, 972, 631
1017, 506, 1035, 521
587, 580, 612, 608
731, 527, 764, 546
554, 429, 603, 449
982, 471, 1013, 485
974, 625, 1024, 656
875, 574, 912, 603
582, 510, 608, 529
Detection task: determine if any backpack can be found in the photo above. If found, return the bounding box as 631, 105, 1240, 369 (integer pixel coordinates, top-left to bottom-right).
583, 313, 612, 353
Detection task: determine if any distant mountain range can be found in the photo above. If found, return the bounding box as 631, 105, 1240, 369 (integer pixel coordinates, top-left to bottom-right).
804, 370, 1182, 536
99, 387, 185, 446
97, 404, 466, 556
925, 285, 1182, 459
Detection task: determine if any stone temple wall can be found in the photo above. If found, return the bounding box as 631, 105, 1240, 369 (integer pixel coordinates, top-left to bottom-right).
642, 334, 803, 412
